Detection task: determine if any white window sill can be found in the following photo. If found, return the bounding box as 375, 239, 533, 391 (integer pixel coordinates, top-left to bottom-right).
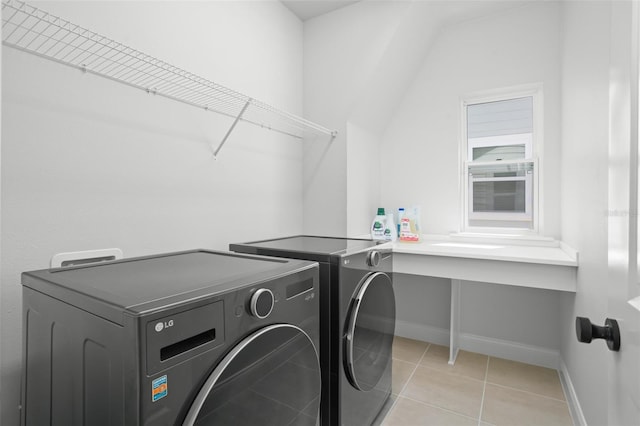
449, 231, 562, 247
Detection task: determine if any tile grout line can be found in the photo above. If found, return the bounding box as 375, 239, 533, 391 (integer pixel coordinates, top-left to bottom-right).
398, 394, 482, 423
385, 342, 431, 421
477, 355, 491, 426
388, 341, 570, 425
484, 381, 569, 403
410, 363, 485, 384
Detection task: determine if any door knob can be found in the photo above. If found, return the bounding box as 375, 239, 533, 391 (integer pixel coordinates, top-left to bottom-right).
575, 316, 621, 351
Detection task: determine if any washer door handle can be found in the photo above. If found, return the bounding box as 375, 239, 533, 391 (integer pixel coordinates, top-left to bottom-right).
343, 271, 395, 392
182, 324, 320, 426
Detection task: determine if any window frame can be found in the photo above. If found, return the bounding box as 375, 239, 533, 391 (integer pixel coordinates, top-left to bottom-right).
467, 133, 533, 161
460, 84, 543, 235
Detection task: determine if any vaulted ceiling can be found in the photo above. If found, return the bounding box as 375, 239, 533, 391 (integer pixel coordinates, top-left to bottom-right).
281, 0, 360, 21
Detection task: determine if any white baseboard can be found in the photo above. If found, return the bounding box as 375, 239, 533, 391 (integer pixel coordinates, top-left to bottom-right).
394, 320, 560, 369
459, 332, 560, 369
394, 319, 450, 346
559, 359, 587, 426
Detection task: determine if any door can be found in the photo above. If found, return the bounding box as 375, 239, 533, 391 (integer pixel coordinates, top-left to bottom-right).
182, 324, 321, 426
607, 1, 640, 424
343, 272, 395, 391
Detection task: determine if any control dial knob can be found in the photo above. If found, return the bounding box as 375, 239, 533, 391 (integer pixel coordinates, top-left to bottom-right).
250, 288, 274, 319
366, 250, 381, 267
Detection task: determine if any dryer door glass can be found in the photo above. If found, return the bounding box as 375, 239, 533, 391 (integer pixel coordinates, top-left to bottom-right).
182, 324, 321, 426
344, 272, 396, 391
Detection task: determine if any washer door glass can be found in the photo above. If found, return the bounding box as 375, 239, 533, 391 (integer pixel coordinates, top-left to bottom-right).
344, 272, 396, 391
183, 324, 321, 426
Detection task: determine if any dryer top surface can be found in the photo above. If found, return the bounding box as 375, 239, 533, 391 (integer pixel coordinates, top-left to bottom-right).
230, 235, 384, 262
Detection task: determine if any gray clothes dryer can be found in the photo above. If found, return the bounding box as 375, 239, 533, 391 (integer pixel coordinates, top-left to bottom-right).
230, 236, 395, 426
21, 249, 321, 425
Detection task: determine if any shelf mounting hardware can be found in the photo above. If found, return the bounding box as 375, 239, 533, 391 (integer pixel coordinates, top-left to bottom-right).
213, 99, 251, 159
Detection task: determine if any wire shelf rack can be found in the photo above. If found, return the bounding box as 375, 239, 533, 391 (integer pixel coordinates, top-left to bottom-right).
1, 0, 337, 157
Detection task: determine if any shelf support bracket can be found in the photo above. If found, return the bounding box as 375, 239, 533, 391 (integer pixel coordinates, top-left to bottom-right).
212, 99, 251, 159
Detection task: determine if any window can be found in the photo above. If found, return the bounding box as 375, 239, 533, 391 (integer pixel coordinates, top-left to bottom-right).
462, 88, 541, 233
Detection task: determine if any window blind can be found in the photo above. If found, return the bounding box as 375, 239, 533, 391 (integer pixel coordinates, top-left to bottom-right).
467, 97, 533, 139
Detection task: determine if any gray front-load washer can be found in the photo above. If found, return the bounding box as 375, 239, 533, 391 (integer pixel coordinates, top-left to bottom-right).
21, 249, 321, 425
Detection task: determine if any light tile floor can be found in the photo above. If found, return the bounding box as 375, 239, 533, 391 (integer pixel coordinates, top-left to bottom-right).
379, 336, 573, 426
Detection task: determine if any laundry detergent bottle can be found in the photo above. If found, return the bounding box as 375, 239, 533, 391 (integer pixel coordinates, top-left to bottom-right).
397, 207, 405, 238
384, 213, 397, 241
399, 206, 421, 242
371, 208, 387, 240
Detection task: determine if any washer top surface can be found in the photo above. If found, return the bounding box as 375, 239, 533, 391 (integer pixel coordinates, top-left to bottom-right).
22, 250, 315, 320
230, 235, 383, 262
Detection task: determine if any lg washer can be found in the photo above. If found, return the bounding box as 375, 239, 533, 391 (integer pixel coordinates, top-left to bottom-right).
230, 236, 395, 426
21, 249, 321, 425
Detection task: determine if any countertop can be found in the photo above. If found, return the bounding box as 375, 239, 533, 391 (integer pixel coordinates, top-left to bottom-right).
390, 235, 577, 267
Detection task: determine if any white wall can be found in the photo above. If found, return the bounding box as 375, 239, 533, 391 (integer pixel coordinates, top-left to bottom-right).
460, 281, 562, 349
380, 2, 564, 359
393, 275, 452, 345
394, 275, 564, 364
559, 2, 612, 425
303, 1, 410, 236
346, 122, 382, 236
303, 1, 535, 238
1, 2, 303, 423
380, 2, 561, 237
